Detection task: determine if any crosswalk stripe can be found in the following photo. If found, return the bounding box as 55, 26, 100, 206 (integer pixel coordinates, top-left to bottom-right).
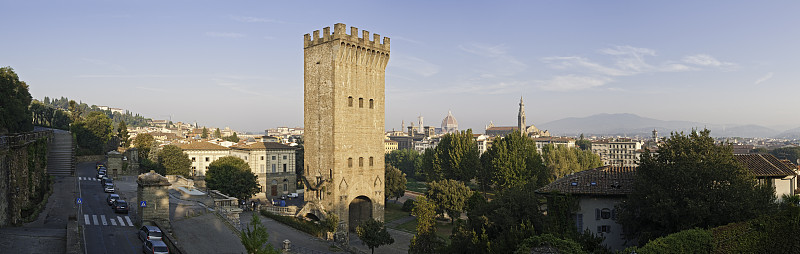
117, 216, 124, 226
92, 215, 98, 225
84, 214, 90, 225
100, 215, 107, 225
125, 216, 133, 226
110, 219, 117, 226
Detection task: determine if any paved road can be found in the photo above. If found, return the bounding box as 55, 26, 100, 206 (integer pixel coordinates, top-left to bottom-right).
77, 162, 141, 254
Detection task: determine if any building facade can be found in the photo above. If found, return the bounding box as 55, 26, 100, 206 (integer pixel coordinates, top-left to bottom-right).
231, 142, 297, 200
302, 23, 389, 230
591, 138, 643, 167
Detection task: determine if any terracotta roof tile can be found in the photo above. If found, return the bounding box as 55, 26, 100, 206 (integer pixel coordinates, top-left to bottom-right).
734, 154, 797, 177
177, 142, 229, 151
231, 142, 295, 150
537, 166, 636, 196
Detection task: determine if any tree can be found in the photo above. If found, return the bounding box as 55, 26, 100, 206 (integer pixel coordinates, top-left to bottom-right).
68, 100, 84, 122
576, 133, 592, 150
356, 218, 395, 254
240, 214, 279, 254
206, 156, 260, 200
0, 66, 33, 133
71, 111, 113, 155
157, 145, 191, 177
426, 179, 472, 223
214, 128, 222, 139
419, 129, 480, 182
385, 149, 422, 180
618, 129, 776, 244
321, 212, 339, 233
134, 133, 156, 160
385, 165, 407, 201
541, 144, 603, 179
479, 131, 548, 192
117, 120, 130, 147
224, 132, 240, 142
770, 146, 800, 163
408, 196, 445, 253
202, 127, 209, 138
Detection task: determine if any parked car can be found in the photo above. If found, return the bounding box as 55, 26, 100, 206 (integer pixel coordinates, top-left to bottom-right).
106, 194, 120, 206
138, 225, 163, 241
97, 170, 107, 179
101, 177, 113, 186
112, 200, 129, 214
142, 239, 169, 254
104, 183, 115, 193
288, 193, 299, 198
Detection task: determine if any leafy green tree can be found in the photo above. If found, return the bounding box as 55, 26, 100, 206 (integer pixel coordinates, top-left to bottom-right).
479, 131, 548, 192
619, 129, 776, 244
0, 67, 33, 133
157, 145, 191, 177
514, 233, 585, 254
71, 111, 113, 155
68, 100, 84, 123
426, 179, 472, 223
385, 165, 407, 201
419, 129, 480, 182
134, 133, 156, 160
576, 133, 591, 150
385, 149, 422, 180
356, 218, 395, 254
206, 156, 260, 200
214, 128, 222, 139
117, 120, 130, 147
202, 127, 209, 138
541, 144, 603, 179
321, 212, 339, 233
770, 146, 800, 163
409, 196, 445, 253
240, 214, 279, 254
224, 132, 240, 142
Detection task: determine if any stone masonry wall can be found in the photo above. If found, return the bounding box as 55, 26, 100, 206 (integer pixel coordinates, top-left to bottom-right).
0, 131, 52, 227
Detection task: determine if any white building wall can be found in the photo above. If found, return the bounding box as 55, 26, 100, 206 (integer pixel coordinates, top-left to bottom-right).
575, 197, 632, 251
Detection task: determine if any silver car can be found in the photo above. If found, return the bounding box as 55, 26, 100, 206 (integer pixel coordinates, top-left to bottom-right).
142, 239, 169, 254
103, 183, 115, 193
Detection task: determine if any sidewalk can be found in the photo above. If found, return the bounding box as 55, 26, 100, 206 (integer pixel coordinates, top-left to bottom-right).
0, 175, 79, 253
239, 211, 345, 253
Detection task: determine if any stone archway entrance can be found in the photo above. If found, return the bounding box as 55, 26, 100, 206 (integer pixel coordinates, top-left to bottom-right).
348, 196, 372, 232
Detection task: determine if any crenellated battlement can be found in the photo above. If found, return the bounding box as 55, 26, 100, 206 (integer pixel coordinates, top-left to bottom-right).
304, 23, 390, 51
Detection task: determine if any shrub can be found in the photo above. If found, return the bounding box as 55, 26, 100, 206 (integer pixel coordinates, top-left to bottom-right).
402, 199, 415, 212
260, 210, 324, 238
625, 228, 712, 254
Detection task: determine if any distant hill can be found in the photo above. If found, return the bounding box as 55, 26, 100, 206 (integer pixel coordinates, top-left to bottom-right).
537, 113, 784, 138
774, 127, 800, 139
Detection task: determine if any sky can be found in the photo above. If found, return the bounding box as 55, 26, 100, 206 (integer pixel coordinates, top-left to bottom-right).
3, 1, 800, 134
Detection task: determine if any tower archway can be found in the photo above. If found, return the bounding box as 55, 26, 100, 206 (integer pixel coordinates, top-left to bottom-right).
348, 196, 372, 232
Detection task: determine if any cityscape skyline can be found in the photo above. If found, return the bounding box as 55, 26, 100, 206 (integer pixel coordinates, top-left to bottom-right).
3, 1, 800, 132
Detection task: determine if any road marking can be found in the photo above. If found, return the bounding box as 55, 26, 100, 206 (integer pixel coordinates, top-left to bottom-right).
92, 215, 98, 225
84, 214, 90, 225
100, 215, 107, 225
125, 216, 133, 226
110, 219, 117, 226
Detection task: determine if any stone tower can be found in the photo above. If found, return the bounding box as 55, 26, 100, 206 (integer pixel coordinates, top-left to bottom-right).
302, 23, 390, 231
518, 96, 526, 136
137, 171, 171, 230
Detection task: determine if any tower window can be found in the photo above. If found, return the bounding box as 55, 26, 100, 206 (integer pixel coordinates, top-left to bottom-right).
369, 157, 374, 166
359, 98, 364, 108
359, 157, 364, 167
348, 96, 353, 107
348, 158, 353, 167
369, 99, 374, 109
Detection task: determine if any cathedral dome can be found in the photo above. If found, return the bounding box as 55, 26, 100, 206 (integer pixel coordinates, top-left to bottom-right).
441, 111, 458, 133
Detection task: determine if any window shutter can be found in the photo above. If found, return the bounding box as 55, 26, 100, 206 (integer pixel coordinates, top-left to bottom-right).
595, 208, 601, 220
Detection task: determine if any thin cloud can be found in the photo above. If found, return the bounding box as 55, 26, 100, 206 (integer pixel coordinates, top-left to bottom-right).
76, 74, 179, 78
230, 16, 283, 23
539, 75, 611, 92
754, 72, 774, 85
81, 58, 126, 72
458, 43, 527, 76
391, 55, 440, 77
212, 78, 263, 96
205, 32, 245, 38
682, 54, 737, 69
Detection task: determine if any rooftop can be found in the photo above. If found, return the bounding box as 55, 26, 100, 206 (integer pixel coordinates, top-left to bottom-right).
177, 142, 230, 151
734, 154, 797, 177
536, 166, 636, 196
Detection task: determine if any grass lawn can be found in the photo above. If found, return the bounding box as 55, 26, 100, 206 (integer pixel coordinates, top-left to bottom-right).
384, 202, 408, 223
406, 179, 427, 193
392, 217, 454, 242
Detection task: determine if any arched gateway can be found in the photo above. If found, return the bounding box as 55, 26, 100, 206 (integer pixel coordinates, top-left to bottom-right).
348, 196, 372, 231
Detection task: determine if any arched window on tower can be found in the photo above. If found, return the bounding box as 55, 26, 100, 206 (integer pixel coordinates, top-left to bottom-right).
369, 99, 374, 109
348, 96, 353, 107
359, 157, 364, 167
369, 156, 374, 166
348, 158, 353, 167
359, 98, 364, 108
